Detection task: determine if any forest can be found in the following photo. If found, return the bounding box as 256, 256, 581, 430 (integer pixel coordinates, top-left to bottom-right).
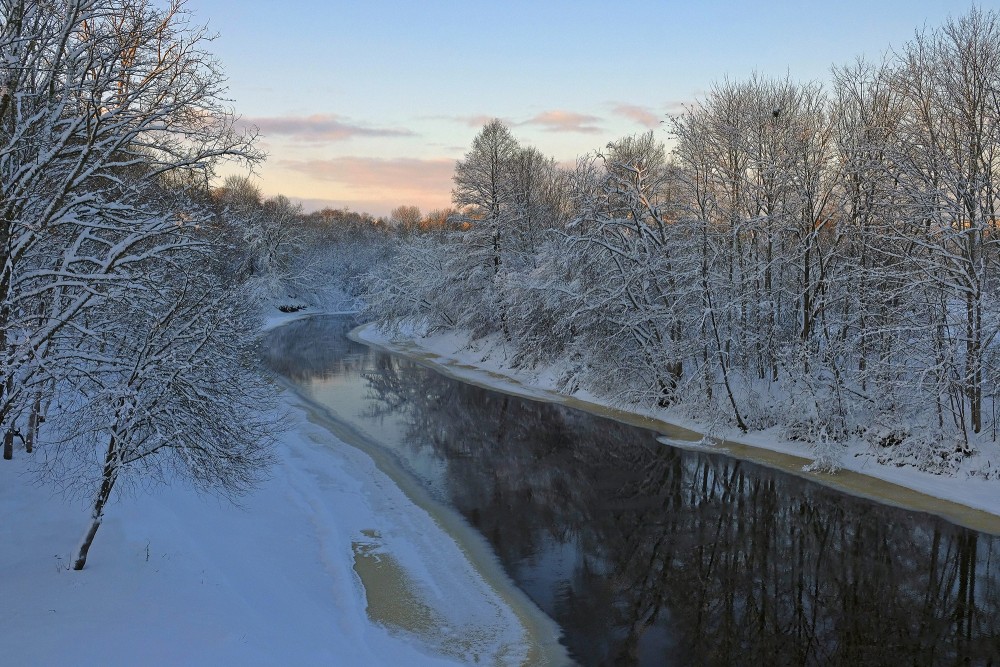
362, 8, 1000, 476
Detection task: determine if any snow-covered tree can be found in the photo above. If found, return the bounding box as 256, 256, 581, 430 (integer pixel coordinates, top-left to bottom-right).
389, 204, 423, 234
51, 251, 275, 570
564, 132, 697, 409
890, 8, 1000, 441
361, 7, 1000, 473
0, 0, 271, 567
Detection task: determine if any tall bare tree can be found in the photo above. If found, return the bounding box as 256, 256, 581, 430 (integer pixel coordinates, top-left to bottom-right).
890, 8, 1000, 439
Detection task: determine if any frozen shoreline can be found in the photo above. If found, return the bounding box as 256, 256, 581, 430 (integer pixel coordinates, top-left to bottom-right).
0, 309, 565, 666
353, 322, 1000, 536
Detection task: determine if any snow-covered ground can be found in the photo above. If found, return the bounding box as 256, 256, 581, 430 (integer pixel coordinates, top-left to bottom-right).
7, 307, 998, 666
0, 311, 564, 666
353, 323, 1000, 535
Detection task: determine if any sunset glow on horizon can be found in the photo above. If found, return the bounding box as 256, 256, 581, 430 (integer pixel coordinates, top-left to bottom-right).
194, 0, 994, 218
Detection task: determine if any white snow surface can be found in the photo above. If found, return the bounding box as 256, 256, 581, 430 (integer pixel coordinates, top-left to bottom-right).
354, 323, 1000, 532
0, 311, 546, 666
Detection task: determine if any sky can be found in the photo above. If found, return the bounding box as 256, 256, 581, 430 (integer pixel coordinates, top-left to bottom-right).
191, 0, 992, 218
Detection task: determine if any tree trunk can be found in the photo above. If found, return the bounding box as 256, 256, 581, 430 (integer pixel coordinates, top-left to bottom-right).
73, 433, 119, 570
965, 288, 983, 436
25, 393, 41, 453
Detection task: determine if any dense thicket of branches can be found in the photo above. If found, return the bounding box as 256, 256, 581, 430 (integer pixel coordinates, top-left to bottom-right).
364, 8, 1000, 474
0, 0, 284, 568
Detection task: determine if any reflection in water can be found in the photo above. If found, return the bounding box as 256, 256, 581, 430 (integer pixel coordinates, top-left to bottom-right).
265, 316, 1000, 666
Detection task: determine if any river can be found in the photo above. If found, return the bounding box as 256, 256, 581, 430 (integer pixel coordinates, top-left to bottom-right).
264, 314, 1000, 666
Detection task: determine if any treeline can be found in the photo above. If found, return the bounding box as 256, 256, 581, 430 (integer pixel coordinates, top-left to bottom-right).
364, 7, 1000, 474
213, 177, 399, 310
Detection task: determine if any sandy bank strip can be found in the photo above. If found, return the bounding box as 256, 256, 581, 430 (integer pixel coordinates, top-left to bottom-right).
280, 383, 571, 666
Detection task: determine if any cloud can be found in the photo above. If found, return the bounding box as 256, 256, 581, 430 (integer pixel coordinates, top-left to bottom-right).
613, 104, 662, 129
520, 110, 603, 134
241, 114, 414, 142
277, 156, 456, 215
280, 156, 455, 192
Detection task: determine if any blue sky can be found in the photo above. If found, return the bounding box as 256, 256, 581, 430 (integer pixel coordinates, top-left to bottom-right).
192, 0, 989, 217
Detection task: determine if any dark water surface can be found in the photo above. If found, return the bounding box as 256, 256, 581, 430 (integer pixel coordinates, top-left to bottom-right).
264, 315, 1000, 666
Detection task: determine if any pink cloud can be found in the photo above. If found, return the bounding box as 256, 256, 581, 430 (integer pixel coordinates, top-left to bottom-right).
241, 114, 414, 142
613, 104, 661, 129
280, 156, 455, 192
521, 110, 603, 134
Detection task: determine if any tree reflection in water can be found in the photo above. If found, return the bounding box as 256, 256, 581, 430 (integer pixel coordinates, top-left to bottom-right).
266, 316, 1000, 666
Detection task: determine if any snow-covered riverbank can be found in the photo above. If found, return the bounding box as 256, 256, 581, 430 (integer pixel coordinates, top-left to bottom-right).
0, 311, 561, 666
353, 323, 1000, 535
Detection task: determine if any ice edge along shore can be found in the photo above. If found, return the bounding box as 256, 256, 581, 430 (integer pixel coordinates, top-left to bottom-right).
350, 321, 1000, 537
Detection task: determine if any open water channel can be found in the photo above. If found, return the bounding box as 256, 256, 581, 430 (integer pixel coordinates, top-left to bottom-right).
265, 314, 1000, 666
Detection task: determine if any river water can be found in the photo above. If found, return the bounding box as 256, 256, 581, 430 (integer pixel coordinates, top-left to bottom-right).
264, 315, 1000, 666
